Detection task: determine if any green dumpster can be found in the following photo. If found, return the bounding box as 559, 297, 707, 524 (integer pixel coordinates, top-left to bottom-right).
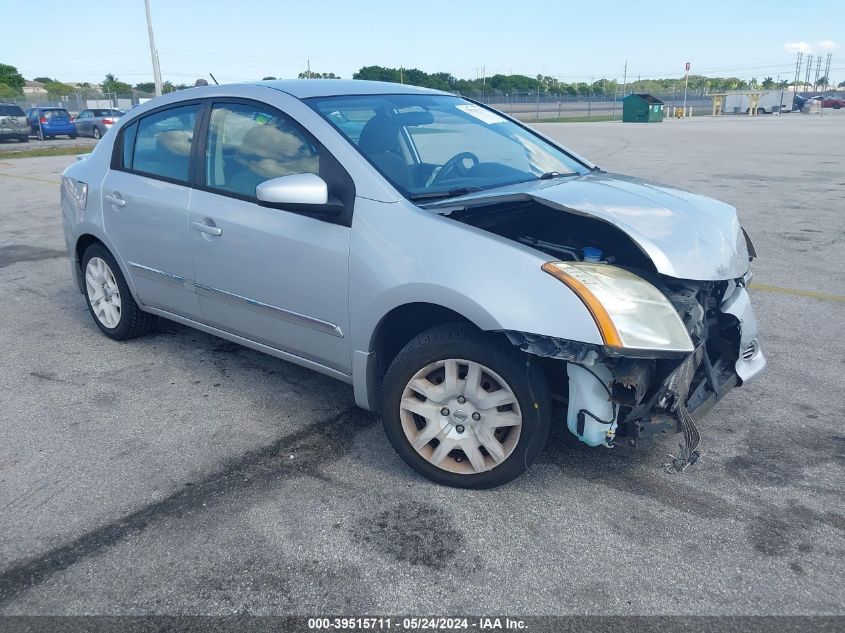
622, 94, 664, 123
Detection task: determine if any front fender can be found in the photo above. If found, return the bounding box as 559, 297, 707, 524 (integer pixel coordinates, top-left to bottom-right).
349, 199, 604, 355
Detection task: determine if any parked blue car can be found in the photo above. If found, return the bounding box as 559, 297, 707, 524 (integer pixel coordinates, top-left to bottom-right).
26, 107, 77, 140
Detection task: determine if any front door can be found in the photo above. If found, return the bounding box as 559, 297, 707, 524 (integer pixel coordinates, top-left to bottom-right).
101, 102, 203, 320
189, 100, 351, 373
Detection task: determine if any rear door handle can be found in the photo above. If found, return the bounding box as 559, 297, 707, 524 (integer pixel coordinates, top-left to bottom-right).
191, 220, 222, 237
104, 192, 126, 207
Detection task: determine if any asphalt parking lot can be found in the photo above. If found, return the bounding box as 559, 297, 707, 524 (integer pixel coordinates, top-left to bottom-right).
0, 112, 843, 616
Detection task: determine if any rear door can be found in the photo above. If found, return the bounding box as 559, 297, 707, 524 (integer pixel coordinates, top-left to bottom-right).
188, 99, 353, 372
76, 110, 91, 135
100, 102, 204, 320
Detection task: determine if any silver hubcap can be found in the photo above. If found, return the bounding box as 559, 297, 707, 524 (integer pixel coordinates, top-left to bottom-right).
400, 359, 522, 475
85, 257, 121, 328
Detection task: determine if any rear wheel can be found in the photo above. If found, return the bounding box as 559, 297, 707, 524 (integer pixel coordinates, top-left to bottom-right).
19, 135, 28, 143
381, 323, 551, 488
833, 103, 842, 110
93, 127, 101, 139
757, 107, 765, 115
37, 128, 44, 141
81, 243, 155, 340
69, 134, 77, 139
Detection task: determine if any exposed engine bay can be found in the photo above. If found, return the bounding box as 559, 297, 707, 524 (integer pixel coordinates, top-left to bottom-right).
445, 199, 753, 470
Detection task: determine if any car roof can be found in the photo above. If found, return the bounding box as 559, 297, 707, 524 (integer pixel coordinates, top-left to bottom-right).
247, 79, 450, 99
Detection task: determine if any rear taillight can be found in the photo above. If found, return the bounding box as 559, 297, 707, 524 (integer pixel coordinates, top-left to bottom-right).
40, 116, 47, 123
102, 118, 113, 125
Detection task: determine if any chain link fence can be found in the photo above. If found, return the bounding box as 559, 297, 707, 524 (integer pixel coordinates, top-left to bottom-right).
4, 90, 153, 115
472, 90, 713, 121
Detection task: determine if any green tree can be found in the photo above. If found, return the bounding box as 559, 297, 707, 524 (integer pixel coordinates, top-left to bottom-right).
262, 76, 277, 81
45, 81, 73, 98
761, 77, 774, 89
134, 81, 155, 93
298, 69, 340, 79
0, 82, 19, 99
102, 73, 133, 96
33, 76, 55, 84
0, 63, 25, 92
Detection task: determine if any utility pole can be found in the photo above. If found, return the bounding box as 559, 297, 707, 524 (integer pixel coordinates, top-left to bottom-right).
144, 0, 163, 97
683, 61, 690, 115
306, 58, 311, 79
804, 54, 813, 93
813, 56, 822, 92
822, 52, 832, 92
622, 61, 627, 97
793, 51, 803, 98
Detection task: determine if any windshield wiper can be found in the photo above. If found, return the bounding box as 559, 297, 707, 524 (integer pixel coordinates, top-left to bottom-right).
408, 186, 483, 201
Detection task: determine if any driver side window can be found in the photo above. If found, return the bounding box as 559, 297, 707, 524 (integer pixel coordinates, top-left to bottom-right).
205, 102, 321, 199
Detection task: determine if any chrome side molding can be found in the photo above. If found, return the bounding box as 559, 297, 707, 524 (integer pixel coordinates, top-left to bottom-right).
194, 282, 344, 338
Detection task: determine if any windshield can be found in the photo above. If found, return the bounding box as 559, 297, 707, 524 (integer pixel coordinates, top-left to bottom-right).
42, 109, 69, 119
307, 94, 588, 200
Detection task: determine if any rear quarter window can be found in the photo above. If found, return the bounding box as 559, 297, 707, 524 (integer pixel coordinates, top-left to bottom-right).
0, 105, 25, 116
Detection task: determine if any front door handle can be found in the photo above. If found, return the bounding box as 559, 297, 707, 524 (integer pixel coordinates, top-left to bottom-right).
191, 220, 222, 237
104, 192, 126, 207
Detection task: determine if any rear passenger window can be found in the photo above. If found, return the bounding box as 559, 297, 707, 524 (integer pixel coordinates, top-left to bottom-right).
205, 102, 320, 198
131, 104, 199, 183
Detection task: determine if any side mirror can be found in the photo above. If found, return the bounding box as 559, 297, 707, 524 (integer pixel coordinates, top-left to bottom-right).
256, 173, 328, 206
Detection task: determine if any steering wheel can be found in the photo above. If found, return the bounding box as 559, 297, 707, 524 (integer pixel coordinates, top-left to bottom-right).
428, 151, 480, 186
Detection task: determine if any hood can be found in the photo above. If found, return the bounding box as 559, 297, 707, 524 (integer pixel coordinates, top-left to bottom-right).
429, 173, 750, 281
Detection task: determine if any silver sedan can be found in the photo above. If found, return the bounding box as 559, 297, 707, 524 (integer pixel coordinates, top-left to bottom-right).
73, 108, 124, 139
60, 80, 765, 487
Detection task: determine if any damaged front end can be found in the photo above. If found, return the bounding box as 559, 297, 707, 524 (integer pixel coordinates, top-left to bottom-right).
438, 191, 766, 469
505, 275, 765, 470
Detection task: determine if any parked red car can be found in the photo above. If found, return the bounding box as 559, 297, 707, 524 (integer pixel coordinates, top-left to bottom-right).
808, 95, 845, 109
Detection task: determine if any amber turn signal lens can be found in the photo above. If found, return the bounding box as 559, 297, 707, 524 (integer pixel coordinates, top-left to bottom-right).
541, 262, 624, 348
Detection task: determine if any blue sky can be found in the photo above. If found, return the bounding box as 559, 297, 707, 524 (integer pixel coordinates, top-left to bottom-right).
2, 0, 843, 85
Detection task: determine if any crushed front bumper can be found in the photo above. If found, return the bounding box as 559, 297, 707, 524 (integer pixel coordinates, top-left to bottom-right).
624, 283, 765, 440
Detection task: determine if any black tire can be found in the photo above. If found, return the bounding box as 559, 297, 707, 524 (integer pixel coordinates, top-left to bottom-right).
757, 108, 765, 115
81, 243, 155, 340
833, 103, 841, 110
69, 134, 77, 139
93, 127, 101, 139
19, 135, 28, 143
381, 323, 551, 488
37, 128, 44, 141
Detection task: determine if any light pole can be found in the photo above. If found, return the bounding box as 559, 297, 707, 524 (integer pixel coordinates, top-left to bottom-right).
144, 0, 163, 96
682, 61, 690, 116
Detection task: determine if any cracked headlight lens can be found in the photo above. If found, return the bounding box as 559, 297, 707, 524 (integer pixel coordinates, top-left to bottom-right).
542, 261, 693, 353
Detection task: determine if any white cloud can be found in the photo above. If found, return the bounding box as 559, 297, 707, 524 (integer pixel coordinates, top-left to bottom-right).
817, 40, 839, 51
783, 41, 813, 54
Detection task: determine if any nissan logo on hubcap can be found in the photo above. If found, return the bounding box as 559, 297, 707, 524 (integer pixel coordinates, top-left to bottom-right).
452, 409, 468, 423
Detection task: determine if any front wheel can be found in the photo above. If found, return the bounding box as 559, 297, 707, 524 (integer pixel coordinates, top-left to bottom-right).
69, 134, 77, 139
381, 323, 551, 488
19, 135, 28, 143
82, 243, 155, 340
